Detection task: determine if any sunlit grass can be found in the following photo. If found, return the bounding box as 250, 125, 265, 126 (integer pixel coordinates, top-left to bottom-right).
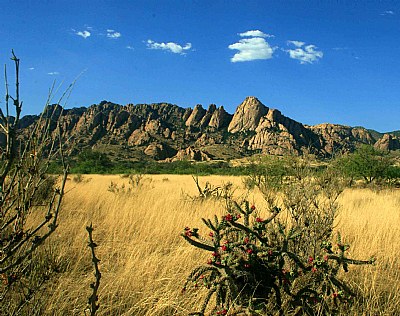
39, 175, 400, 315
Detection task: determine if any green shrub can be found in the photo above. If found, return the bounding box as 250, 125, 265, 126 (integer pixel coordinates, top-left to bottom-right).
384, 165, 400, 187
336, 145, 392, 184
71, 149, 112, 174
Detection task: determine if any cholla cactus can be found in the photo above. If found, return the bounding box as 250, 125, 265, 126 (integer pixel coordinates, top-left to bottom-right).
182, 200, 374, 315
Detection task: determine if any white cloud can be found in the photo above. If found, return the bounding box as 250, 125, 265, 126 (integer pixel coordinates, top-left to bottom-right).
229, 37, 275, 62
29, 67, 34, 70
76, 30, 91, 39
146, 39, 192, 54
106, 29, 121, 39
287, 40, 305, 48
126, 45, 134, 50
239, 30, 274, 38
332, 47, 349, 51
47, 72, 59, 75
380, 10, 395, 15
229, 30, 276, 62
285, 41, 323, 64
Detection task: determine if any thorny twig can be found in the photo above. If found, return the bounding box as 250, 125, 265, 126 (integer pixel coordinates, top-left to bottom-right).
86, 223, 101, 316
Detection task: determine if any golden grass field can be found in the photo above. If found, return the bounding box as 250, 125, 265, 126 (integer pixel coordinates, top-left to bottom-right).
40, 174, 400, 315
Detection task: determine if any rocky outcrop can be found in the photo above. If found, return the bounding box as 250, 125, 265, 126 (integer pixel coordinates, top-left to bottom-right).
248, 130, 301, 155
209, 106, 232, 129
173, 146, 213, 161
144, 118, 163, 134
199, 104, 216, 128
144, 142, 177, 160
228, 96, 268, 133
374, 134, 400, 151
310, 124, 375, 154
249, 108, 320, 153
128, 129, 153, 146
10, 97, 396, 163
194, 133, 224, 147
225, 98, 321, 155
185, 104, 206, 127
184, 103, 232, 131
66, 102, 143, 142
182, 108, 192, 122
351, 127, 376, 144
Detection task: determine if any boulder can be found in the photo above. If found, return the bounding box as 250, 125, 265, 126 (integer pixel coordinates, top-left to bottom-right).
128, 129, 153, 146
144, 142, 177, 160
173, 146, 212, 161
144, 118, 162, 134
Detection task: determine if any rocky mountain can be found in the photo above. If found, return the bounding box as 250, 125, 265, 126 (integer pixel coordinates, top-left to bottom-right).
367, 128, 400, 140
374, 134, 400, 151
228, 96, 268, 133
13, 97, 399, 162
309, 124, 376, 154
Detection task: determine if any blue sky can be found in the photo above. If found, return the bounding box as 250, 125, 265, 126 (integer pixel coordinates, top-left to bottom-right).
1, 0, 399, 132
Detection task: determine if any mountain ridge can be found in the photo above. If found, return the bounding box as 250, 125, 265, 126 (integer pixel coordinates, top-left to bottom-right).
15, 97, 400, 162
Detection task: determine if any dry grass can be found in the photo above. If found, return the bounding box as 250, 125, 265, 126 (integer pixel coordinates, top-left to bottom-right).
335, 189, 400, 315
38, 175, 400, 315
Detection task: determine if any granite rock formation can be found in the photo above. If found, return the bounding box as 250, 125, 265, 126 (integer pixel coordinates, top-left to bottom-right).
8, 97, 397, 163
374, 134, 400, 151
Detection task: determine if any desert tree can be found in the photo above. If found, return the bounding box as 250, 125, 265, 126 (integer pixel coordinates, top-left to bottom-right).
337, 145, 392, 184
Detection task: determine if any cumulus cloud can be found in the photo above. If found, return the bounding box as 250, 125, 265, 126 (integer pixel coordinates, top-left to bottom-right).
285, 41, 323, 64
76, 30, 91, 39
126, 45, 134, 50
47, 72, 59, 75
146, 39, 192, 54
229, 30, 275, 62
29, 67, 34, 70
239, 30, 274, 38
106, 29, 121, 39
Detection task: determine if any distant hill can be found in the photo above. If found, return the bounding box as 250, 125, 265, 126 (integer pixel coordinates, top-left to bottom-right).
11, 97, 400, 162
388, 130, 400, 137
366, 129, 400, 140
